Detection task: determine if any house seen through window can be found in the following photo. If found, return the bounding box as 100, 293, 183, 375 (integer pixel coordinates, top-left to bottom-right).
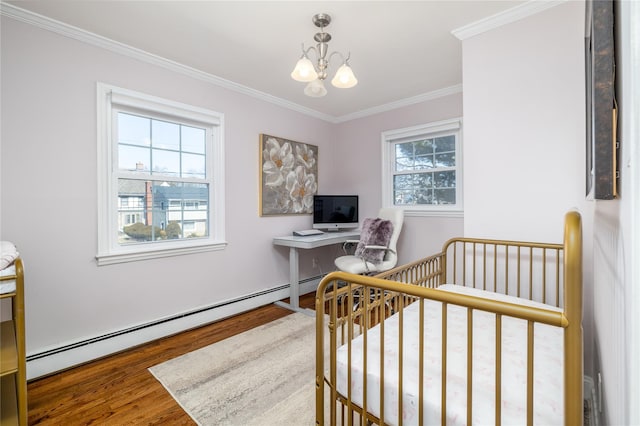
117, 112, 209, 244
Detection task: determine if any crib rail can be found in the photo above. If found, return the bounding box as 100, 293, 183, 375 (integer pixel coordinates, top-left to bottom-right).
441, 237, 564, 307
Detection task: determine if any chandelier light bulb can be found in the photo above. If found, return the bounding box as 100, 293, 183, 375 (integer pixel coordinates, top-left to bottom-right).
291, 56, 318, 82
304, 79, 327, 97
331, 64, 358, 89
292, 13, 356, 97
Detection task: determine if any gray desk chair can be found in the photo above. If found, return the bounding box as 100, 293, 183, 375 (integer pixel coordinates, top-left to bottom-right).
334, 207, 404, 275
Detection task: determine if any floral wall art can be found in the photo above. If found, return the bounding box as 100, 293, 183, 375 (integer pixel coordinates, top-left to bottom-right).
260, 134, 318, 215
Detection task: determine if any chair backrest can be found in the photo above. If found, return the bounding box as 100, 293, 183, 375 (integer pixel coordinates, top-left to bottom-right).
377, 207, 404, 270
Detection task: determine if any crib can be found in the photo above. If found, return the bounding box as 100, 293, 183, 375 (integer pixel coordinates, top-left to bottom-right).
315, 211, 582, 425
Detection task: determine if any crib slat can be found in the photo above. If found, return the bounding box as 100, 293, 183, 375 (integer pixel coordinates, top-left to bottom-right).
493, 244, 498, 292
418, 298, 425, 426
556, 249, 561, 307
472, 242, 477, 288
362, 289, 368, 426
527, 320, 534, 426
467, 307, 473, 425
495, 314, 502, 426
517, 246, 522, 298
441, 303, 448, 426
379, 289, 386, 425
543, 248, 547, 304
398, 296, 404, 426
529, 247, 534, 300
461, 242, 466, 286
505, 245, 509, 295
483, 244, 487, 291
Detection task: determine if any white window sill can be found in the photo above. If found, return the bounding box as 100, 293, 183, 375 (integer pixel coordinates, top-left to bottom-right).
402, 209, 464, 218
96, 240, 227, 266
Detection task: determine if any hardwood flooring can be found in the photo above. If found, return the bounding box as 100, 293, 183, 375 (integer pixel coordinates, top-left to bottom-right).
27, 294, 316, 425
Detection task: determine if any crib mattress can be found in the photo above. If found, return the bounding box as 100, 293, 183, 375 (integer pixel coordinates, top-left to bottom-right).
335, 284, 564, 425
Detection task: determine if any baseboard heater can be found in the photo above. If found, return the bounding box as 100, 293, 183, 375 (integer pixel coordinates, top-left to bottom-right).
26, 275, 322, 379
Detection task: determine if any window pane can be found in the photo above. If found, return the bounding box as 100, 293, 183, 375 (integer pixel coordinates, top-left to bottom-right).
152, 120, 180, 150
435, 135, 455, 152
182, 125, 205, 154
394, 189, 414, 205
434, 188, 456, 204
393, 174, 412, 190
414, 155, 434, 169
396, 140, 436, 171
415, 189, 434, 204
394, 188, 434, 205
395, 156, 414, 171
412, 172, 433, 188
393, 172, 435, 206
394, 171, 450, 206
395, 142, 412, 158
413, 139, 434, 156
117, 179, 209, 244
118, 113, 150, 147
435, 152, 455, 167
434, 171, 456, 188
152, 149, 180, 177
182, 153, 206, 178
119, 145, 150, 172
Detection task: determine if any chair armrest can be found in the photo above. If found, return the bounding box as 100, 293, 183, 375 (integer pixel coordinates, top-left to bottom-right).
341, 240, 361, 254
362, 245, 394, 252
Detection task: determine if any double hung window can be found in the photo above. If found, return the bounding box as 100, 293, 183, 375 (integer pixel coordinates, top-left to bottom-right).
97, 83, 225, 265
382, 118, 462, 215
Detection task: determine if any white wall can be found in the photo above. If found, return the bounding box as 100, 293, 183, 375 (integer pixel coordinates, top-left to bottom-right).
591, 1, 640, 424
460, 1, 595, 371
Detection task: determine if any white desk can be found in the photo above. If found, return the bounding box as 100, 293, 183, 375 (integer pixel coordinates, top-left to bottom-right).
273, 230, 360, 314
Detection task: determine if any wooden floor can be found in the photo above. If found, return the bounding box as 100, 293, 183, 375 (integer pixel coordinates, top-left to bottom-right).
27, 294, 316, 425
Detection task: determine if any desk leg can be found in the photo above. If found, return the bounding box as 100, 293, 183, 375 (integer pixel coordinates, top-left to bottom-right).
288, 246, 300, 309
274, 246, 313, 316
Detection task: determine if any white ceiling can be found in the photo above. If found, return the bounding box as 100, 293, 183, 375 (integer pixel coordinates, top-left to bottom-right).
6, 1, 530, 120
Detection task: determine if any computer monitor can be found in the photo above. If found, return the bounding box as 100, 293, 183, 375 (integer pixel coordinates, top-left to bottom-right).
312, 195, 359, 231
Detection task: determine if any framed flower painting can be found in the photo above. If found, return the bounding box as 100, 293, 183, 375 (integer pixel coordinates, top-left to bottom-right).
259, 134, 318, 215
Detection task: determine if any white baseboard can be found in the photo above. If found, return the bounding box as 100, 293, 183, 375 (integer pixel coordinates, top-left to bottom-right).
26, 277, 321, 380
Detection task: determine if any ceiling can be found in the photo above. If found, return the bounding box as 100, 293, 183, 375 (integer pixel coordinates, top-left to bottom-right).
6, 1, 528, 120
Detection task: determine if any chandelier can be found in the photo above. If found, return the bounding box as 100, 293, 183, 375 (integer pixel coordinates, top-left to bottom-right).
290, 13, 358, 97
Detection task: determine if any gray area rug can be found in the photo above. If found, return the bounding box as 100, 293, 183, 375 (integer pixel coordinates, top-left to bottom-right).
149, 312, 320, 426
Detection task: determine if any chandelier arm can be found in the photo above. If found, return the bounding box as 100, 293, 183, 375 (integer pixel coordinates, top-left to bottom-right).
327, 51, 351, 65
301, 45, 319, 60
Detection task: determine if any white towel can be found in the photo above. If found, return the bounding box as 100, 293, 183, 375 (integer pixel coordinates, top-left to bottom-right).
0, 240, 19, 270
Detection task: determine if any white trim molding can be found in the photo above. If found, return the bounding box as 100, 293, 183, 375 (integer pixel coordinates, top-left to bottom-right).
2, 2, 460, 124
452, 0, 567, 40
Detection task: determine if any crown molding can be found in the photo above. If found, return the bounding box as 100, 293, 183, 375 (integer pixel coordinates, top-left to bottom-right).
0, 2, 338, 122
335, 84, 463, 123
452, 0, 567, 40
2, 2, 461, 124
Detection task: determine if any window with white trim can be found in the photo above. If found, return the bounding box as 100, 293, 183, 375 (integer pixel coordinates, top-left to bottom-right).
382, 118, 462, 215
96, 83, 226, 265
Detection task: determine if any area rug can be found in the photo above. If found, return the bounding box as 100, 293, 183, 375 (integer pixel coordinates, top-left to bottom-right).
149, 312, 321, 425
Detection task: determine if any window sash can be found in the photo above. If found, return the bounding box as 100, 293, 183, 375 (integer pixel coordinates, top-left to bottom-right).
381, 118, 463, 215
96, 82, 226, 265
